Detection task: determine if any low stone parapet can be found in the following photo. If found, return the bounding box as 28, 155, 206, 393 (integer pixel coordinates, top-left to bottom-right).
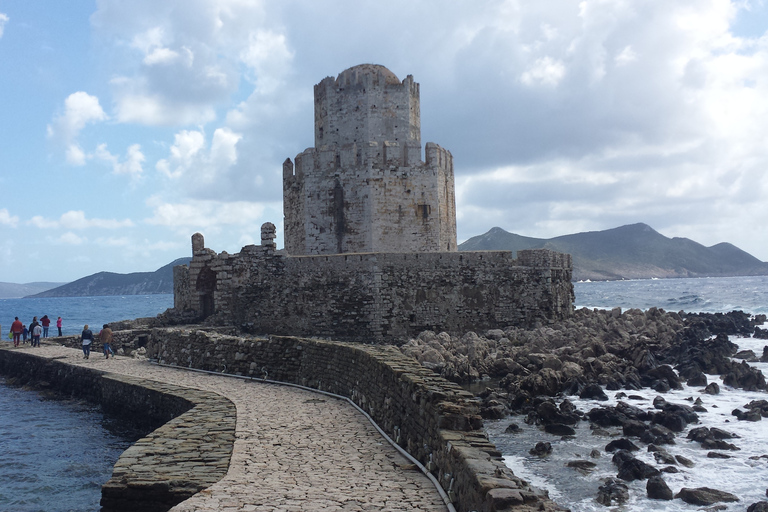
148, 328, 559, 512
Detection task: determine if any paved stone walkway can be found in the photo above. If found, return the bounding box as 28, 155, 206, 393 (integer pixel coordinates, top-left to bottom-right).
17, 344, 448, 512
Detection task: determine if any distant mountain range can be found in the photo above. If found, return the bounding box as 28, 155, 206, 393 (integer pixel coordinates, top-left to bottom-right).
0, 282, 68, 299
24, 258, 192, 298
459, 223, 768, 281
1, 223, 764, 298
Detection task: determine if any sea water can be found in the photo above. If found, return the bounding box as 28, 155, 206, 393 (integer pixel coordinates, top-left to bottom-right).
0, 295, 171, 512
485, 276, 768, 511
0, 381, 139, 512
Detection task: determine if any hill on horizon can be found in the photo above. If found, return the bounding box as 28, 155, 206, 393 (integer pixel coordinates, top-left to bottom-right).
26, 258, 192, 298
459, 223, 768, 281
0, 281, 68, 299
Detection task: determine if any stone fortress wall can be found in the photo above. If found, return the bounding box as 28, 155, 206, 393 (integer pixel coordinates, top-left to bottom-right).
173, 231, 573, 343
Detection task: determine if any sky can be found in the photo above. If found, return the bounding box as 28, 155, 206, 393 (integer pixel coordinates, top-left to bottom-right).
1, 0, 767, 283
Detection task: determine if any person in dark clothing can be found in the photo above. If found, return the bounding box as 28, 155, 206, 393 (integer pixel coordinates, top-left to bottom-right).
81, 324, 94, 359
28, 317, 39, 344
41, 315, 50, 338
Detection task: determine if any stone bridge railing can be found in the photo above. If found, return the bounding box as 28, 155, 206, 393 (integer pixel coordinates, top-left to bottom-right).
149, 328, 556, 512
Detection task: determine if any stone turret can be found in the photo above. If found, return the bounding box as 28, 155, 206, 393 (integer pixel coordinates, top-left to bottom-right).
283, 64, 457, 255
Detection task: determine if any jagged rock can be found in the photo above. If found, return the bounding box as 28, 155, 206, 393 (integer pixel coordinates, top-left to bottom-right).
674, 487, 739, 505
653, 451, 677, 465
734, 349, 758, 362
605, 438, 640, 452
529, 441, 552, 456
615, 401, 649, 420
707, 451, 732, 459
745, 399, 768, 417
622, 419, 648, 437
566, 460, 596, 472
732, 408, 762, 421
723, 360, 767, 391
587, 406, 627, 427
536, 400, 579, 425
580, 383, 608, 401
545, 423, 576, 436
505, 423, 521, 434
704, 382, 720, 395
701, 439, 739, 451
616, 457, 660, 481
748, 501, 768, 512
676, 454, 695, 467
596, 478, 629, 506
646, 475, 673, 500
686, 371, 708, 386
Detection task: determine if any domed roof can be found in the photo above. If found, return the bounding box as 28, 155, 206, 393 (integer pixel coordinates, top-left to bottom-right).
337, 64, 401, 85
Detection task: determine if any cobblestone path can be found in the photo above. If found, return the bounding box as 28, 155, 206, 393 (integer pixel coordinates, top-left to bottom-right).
20, 345, 448, 512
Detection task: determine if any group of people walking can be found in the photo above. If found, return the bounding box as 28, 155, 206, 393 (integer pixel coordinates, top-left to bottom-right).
80, 324, 115, 360
8, 315, 62, 347
8, 316, 115, 360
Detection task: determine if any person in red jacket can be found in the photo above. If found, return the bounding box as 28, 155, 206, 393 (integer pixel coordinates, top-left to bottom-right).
41, 315, 51, 338
10, 317, 23, 347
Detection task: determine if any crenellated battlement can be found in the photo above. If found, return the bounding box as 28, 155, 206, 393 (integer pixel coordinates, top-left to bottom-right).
284, 140, 452, 183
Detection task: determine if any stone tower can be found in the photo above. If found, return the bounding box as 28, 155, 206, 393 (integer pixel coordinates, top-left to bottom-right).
283, 64, 457, 255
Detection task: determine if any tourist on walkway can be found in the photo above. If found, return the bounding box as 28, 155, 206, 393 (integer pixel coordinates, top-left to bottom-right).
10, 317, 23, 347
31, 323, 42, 347
81, 324, 94, 359
56, 316, 62, 337
41, 315, 50, 338
28, 317, 39, 343
100, 324, 115, 359
22, 324, 28, 343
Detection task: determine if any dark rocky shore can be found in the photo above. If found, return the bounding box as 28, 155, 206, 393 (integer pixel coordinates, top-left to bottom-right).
401, 308, 768, 509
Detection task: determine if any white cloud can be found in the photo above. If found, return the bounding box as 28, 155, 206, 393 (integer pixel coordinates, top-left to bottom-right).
66, 144, 87, 166
156, 128, 242, 190
156, 130, 206, 178
94, 143, 146, 178
145, 198, 266, 228
29, 211, 134, 230
0, 12, 8, 38
144, 47, 181, 66
520, 56, 567, 87
57, 232, 86, 245
48, 92, 108, 145
0, 208, 19, 227
615, 45, 637, 66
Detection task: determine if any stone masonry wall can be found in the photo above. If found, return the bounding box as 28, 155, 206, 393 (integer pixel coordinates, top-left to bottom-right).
283, 64, 456, 256
0, 347, 235, 512
148, 329, 556, 512
176, 242, 573, 343
283, 141, 456, 255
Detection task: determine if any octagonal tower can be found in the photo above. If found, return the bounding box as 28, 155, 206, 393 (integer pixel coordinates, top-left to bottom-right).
283, 64, 457, 255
